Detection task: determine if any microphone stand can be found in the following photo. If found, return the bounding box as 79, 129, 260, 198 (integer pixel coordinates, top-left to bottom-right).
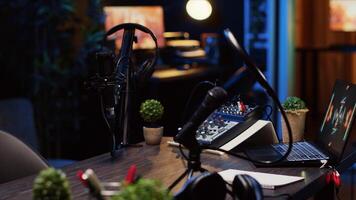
116, 28, 136, 147
169, 87, 227, 190
88, 24, 156, 158
86, 50, 120, 157
168, 140, 207, 190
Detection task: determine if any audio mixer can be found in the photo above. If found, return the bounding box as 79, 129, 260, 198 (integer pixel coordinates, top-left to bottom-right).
196, 100, 261, 147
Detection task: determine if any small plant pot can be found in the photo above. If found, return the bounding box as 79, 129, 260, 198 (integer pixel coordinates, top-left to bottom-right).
281, 109, 309, 143
143, 126, 164, 145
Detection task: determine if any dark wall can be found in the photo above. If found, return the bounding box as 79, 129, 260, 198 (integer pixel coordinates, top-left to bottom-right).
0, 0, 245, 159
105, 0, 244, 66
0, 0, 245, 99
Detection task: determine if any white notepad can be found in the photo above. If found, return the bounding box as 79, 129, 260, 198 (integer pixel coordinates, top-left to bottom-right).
218, 169, 304, 189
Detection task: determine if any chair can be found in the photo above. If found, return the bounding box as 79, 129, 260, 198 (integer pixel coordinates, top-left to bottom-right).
0, 130, 48, 184
0, 98, 38, 149
0, 98, 75, 169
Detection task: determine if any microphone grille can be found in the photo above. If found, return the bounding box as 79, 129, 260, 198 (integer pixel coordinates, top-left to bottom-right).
208, 87, 228, 104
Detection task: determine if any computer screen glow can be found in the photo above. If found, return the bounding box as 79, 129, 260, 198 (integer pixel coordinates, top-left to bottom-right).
104, 6, 165, 49
330, 0, 356, 31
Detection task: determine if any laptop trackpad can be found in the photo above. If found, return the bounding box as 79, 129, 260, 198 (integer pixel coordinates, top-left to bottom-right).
245, 147, 281, 161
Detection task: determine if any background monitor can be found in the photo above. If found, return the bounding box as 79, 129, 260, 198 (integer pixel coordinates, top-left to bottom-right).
330, 0, 356, 31
104, 6, 165, 49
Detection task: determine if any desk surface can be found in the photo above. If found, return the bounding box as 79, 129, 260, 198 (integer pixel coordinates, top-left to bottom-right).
0, 137, 354, 200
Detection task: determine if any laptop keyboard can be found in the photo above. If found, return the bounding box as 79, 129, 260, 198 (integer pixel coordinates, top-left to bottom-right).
272, 142, 329, 161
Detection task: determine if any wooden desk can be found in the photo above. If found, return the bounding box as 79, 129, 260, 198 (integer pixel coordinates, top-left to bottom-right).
0, 137, 355, 200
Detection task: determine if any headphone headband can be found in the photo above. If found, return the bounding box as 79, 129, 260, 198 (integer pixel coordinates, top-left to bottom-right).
106, 23, 153, 37
174, 172, 263, 200
105, 23, 158, 48
104, 23, 158, 69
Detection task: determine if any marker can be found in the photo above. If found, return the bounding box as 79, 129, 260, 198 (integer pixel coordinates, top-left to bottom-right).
82, 169, 104, 200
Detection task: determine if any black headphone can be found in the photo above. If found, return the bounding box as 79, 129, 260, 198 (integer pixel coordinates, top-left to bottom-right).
174, 172, 263, 200
104, 23, 158, 82
232, 174, 263, 200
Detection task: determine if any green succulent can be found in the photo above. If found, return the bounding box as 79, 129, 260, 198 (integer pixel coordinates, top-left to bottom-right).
282, 96, 307, 111
111, 179, 173, 200
33, 168, 71, 200
140, 99, 164, 124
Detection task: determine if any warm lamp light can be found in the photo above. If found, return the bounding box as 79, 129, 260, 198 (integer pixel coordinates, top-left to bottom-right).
186, 0, 212, 21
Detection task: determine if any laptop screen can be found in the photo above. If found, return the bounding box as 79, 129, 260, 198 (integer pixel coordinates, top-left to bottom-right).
318, 80, 356, 158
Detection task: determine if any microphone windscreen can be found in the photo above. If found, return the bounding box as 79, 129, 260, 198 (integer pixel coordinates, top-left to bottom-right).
175, 87, 227, 151
206, 87, 228, 105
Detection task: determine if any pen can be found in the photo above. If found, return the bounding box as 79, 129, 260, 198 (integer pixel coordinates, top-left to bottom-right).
167, 140, 225, 156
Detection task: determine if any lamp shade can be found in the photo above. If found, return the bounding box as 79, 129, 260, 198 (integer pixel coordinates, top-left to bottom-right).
186, 0, 212, 21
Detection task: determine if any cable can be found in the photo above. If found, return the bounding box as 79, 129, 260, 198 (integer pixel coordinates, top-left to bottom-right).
99, 95, 112, 133
199, 146, 270, 166
263, 104, 273, 121
114, 56, 128, 86
179, 144, 189, 161
180, 81, 216, 126
223, 28, 293, 165
262, 104, 280, 139
99, 95, 117, 154
264, 193, 291, 199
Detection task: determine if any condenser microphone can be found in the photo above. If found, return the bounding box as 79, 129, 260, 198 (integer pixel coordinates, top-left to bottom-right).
174, 87, 228, 151
96, 51, 116, 119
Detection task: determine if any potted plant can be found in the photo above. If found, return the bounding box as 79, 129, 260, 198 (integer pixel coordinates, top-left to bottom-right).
33, 168, 72, 200
140, 99, 164, 145
111, 178, 173, 200
282, 96, 309, 143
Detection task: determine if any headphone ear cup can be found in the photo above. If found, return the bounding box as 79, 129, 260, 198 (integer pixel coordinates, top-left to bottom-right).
232, 174, 263, 200
190, 172, 226, 200
174, 172, 227, 200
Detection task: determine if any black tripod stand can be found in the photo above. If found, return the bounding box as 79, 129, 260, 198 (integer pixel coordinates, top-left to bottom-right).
168, 146, 207, 190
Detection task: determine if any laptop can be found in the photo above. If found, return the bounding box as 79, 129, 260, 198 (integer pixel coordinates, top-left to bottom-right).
245, 80, 356, 166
